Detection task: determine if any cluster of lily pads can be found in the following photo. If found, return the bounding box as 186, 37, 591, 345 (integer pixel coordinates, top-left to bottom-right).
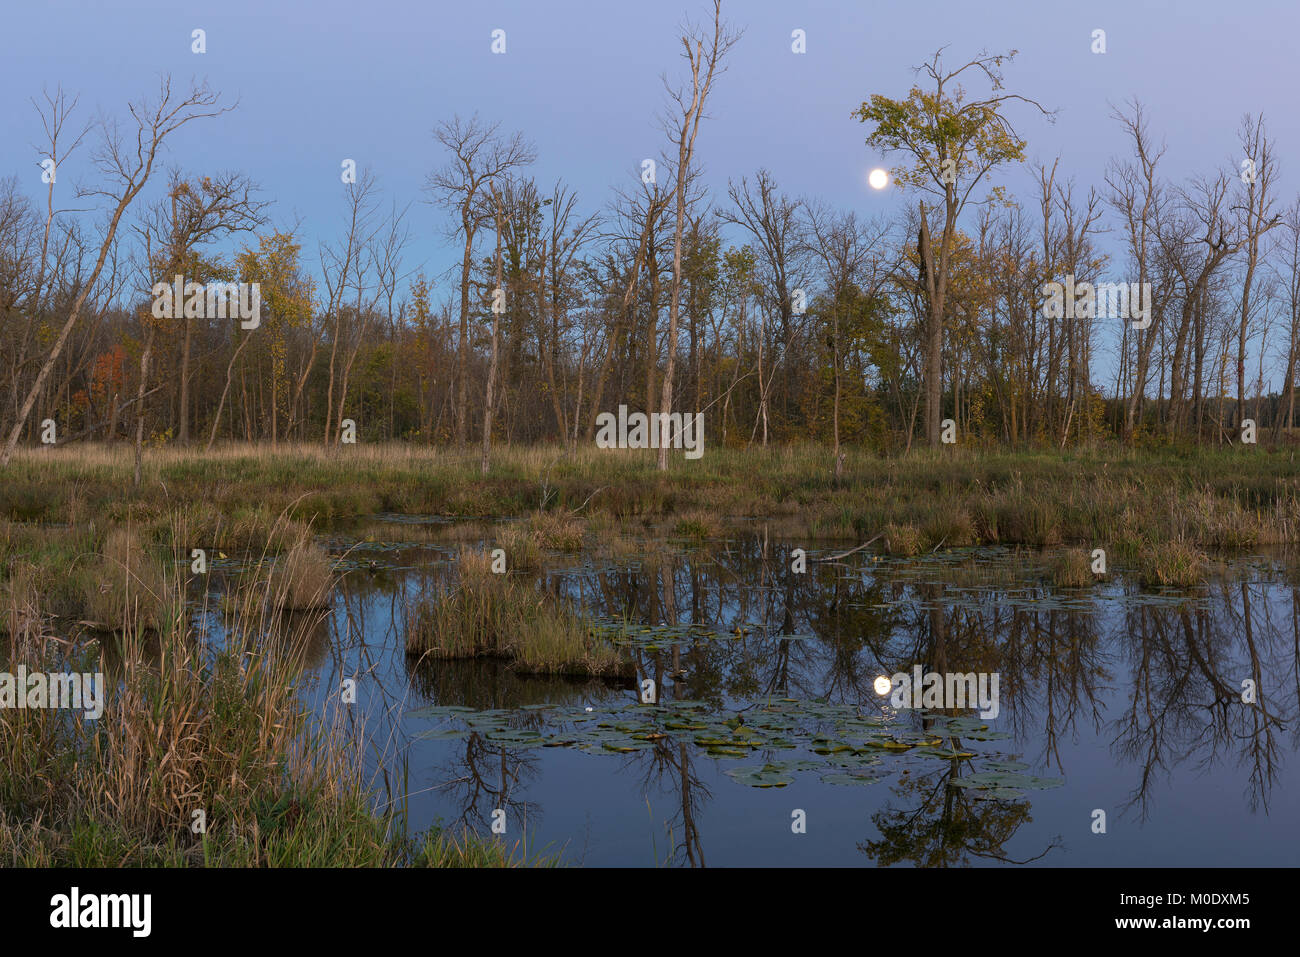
586, 618, 818, 652
408, 697, 1063, 799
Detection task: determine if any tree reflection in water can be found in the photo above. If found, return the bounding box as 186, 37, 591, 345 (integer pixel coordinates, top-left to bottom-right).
250, 530, 1300, 865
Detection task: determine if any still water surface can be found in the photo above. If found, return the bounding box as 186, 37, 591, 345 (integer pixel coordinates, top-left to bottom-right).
204, 522, 1300, 867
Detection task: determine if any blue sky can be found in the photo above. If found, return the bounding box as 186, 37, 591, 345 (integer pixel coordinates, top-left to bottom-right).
3, 0, 1296, 303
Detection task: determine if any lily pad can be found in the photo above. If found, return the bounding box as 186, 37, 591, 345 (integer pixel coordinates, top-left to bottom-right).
407, 705, 476, 718
810, 738, 854, 754
950, 771, 1063, 790
822, 754, 883, 768
983, 760, 1029, 772
971, 787, 1025, 801
725, 763, 796, 788
413, 727, 469, 741
914, 747, 975, 759
821, 771, 882, 786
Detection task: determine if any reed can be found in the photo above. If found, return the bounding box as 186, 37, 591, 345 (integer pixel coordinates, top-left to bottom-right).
0, 547, 537, 867
405, 547, 630, 677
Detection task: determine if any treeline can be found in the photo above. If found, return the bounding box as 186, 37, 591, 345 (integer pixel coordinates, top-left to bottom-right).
3, 31, 1299, 471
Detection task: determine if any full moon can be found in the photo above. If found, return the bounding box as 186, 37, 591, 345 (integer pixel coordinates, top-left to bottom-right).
873, 674, 893, 696
868, 168, 889, 190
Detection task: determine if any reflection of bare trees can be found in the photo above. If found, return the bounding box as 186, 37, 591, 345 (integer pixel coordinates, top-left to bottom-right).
861, 760, 1061, 867
434, 734, 540, 835
1114, 579, 1292, 816
997, 597, 1108, 769
627, 739, 711, 867
206, 529, 1300, 861
896, 574, 1293, 818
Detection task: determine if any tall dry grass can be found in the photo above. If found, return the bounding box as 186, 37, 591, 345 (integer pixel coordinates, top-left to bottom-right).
405, 547, 628, 677
8, 442, 1300, 554
0, 548, 380, 865
269, 526, 334, 611
0, 522, 546, 866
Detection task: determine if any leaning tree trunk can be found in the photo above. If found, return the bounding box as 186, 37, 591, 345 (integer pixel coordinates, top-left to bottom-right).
481, 197, 504, 475
133, 324, 156, 488
1, 189, 141, 467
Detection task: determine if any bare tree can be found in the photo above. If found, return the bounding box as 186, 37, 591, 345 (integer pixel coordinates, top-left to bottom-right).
721, 171, 807, 446
587, 175, 670, 440
1107, 99, 1166, 440
1274, 199, 1300, 437
2, 76, 229, 467
656, 0, 739, 471
426, 115, 534, 447
806, 204, 888, 475
134, 167, 267, 444
1233, 114, 1281, 430
482, 184, 505, 474
320, 171, 380, 446
541, 181, 599, 449
3, 88, 90, 433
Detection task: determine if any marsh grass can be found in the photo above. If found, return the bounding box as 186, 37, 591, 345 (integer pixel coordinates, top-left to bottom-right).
407, 828, 561, 868
883, 523, 924, 557
527, 510, 585, 551
405, 547, 630, 677
4, 440, 1290, 866
0, 558, 41, 644
0, 571, 379, 865
7, 444, 1300, 559
921, 507, 976, 549
0, 534, 535, 867
1136, 540, 1209, 588
82, 526, 172, 632
495, 523, 542, 571
269, 526, 334, 612
672, 510, 722, 541
1050, 547, 1097, 587
0, 522, 173, 636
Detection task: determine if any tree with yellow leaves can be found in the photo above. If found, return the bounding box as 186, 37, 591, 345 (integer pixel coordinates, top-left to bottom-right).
856, 48, 1050, 448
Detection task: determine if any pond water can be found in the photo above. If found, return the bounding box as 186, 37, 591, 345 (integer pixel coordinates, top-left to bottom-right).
200, 523, 1300, 867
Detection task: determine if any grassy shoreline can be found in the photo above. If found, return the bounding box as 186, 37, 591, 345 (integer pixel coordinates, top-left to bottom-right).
0, 631, 553, 867
0, 521, 555, 868
4, 442, 1299, 551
